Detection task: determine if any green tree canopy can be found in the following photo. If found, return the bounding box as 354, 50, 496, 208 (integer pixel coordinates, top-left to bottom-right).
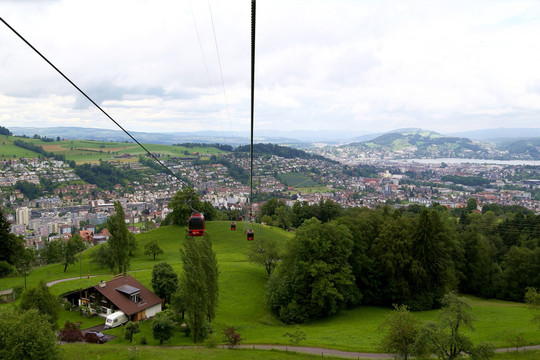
19, 279, 61, 328
247, 235, 281, 277
0, 309, 60, 360
40, 240, 63, 264
266, 218, 360, 323
0, 208, 25, 266
124, 321, 140, 343
379, 304, 420, 360
107, 201, 130, 273
150, 262, 179, 305
152, 309, 176, 345
415, 293, 494, 360
168, 187, 202, 226
144, 238, 164, 260
180, 233, 219, 342
62, 234, 85, 272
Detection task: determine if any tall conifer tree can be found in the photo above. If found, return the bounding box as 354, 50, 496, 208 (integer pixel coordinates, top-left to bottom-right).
107, 202, 130, 274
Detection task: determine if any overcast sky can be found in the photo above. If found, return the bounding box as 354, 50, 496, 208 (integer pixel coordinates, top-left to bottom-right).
1, 0, 540, 139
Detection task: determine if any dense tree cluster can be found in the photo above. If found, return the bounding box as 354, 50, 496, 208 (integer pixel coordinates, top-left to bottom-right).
342, 164, 384, 178
174, 142, 233, 152
0, 126, 12, 136
164, 188, 217, 226
0, 309, 60, 360
0, 209, 26, 277
267, 218, 360, 323
75, 162, 143, 191
440, 175, 491, 187
13, 139, 74, 166
236, 143, 336, 163
265, 201, 540, 322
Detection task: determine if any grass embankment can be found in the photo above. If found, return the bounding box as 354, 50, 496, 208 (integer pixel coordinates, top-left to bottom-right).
1, 221, 539, 354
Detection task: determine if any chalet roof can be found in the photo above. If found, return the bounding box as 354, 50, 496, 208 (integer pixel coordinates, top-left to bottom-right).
94, 275, 161, 316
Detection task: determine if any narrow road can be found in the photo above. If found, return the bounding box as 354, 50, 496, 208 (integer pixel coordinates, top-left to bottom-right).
238, 345, 392, 358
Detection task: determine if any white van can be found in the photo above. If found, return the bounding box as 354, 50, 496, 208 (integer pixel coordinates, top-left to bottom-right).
103, 311, 128, 329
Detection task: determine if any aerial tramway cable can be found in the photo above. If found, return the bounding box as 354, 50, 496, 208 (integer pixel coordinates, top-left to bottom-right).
0, 16, 183, 187
0, 16, 206, 234
247, 0, 256, 241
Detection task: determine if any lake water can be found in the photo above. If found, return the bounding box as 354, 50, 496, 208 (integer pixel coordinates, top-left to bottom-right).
394, 158, 540, 166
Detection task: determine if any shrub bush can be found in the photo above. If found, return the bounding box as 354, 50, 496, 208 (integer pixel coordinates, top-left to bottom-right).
222, 327, 243, 349
58, 321, 84, 342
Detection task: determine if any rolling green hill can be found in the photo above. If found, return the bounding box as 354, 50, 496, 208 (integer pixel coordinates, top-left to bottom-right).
345, 129, 487, 158
1, 222, 539, 354
0, 135, 226, 164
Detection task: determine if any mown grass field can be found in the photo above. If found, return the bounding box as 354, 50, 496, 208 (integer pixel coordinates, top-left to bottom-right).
1, 221, 540, 357
279, 172, 320, 188
0, 134, 41, 159
0, 135, 226, 164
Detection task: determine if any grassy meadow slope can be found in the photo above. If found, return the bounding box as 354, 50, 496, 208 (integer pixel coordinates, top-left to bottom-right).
0, 135, 225, 163
1, 221, 540, 353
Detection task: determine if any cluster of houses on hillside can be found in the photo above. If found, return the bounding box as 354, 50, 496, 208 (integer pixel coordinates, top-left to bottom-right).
2, 151, 540, 250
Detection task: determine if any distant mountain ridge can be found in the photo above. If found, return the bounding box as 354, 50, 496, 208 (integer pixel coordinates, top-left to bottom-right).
337, 128, 540, 160
8, 126, 303, 146
449, 128, 540, 141
342, 128, 491, 158
7, 126, 540, 159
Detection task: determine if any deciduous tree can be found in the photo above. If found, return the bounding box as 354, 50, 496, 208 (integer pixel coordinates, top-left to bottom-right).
40, 240, 63, 264
247, 235, 281, 277
0, 208, 24, 265
62, 234, 85, 272
150, 262, 179, 305
415, 293, 494, 360
152, 310, 175, 345
124, 321, 140, 343
19, 279, 61, 328
144, 238, 164, 260
378, 304, 419, 360
168, 187, 202, 226
266, 218, 360, 323
0, 309, 60, 360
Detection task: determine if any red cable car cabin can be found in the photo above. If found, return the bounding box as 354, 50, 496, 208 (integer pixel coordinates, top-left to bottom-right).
231, 221, 236, 230
188, 212, 205, 236
247, 229, 254, 241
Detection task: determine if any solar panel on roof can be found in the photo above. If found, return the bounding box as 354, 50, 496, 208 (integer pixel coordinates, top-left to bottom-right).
115, 284, 140, 295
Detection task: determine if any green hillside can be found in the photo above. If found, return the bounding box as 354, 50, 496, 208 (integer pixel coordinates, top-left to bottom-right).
0, 134, 42, 159
0, 135, 226, 164
346, 129, 486, 157
2, 222, 540, 354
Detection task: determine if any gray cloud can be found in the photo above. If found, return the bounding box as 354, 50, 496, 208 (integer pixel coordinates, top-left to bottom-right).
0, 0, 539, 136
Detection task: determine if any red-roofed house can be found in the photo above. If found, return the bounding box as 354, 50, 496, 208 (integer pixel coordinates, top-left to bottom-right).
63, 275, 162, 322
79, 230, 93, 242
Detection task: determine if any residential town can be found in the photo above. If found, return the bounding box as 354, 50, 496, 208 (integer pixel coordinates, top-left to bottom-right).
2, 148, 540, 250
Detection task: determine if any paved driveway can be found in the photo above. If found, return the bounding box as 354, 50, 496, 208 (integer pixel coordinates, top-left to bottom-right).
81, 323, 116, 341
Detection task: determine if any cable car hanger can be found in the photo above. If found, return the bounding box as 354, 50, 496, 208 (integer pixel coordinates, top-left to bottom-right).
187, 191, 205, 237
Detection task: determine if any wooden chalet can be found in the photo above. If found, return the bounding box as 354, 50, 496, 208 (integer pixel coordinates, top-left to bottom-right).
63, 275, 162, 321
